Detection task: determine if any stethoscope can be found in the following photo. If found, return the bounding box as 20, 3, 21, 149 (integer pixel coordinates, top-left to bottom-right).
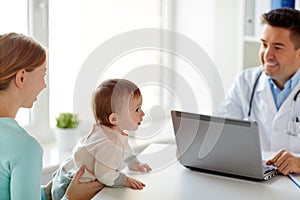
247, 69, 300, 137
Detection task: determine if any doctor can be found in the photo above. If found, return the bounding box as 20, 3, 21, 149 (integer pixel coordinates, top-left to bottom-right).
215, 8, 300, 175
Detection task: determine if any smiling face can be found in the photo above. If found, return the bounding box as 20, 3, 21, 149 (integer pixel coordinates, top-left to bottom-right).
116, 95, 145, 131
259, 25, 300, 89
19, 61, 47, 108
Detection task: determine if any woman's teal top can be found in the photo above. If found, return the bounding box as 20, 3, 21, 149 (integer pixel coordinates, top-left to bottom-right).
0, 118, 44, 200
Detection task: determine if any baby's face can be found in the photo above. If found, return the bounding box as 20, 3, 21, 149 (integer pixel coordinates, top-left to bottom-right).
117, 95, 145, 131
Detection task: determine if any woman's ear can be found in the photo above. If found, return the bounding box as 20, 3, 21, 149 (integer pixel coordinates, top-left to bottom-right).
109, 113, 118, 125
15, 69, 26, 88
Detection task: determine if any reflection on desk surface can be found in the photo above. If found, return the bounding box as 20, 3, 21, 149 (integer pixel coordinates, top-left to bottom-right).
93, 143, 299, 200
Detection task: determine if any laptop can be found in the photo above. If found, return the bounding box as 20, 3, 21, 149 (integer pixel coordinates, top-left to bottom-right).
171, 110, 277, 181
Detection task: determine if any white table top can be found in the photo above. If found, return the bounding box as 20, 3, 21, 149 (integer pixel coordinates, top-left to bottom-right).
42, 141, 72, 174
93, 143, 299, 200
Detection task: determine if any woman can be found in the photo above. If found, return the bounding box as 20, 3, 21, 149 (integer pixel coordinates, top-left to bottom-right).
0, 32, 104, 199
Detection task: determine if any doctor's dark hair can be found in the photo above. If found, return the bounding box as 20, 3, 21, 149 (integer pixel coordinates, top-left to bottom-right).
92, 79, 141, 128
261, 8, 300, 50
0, 32, 46, 90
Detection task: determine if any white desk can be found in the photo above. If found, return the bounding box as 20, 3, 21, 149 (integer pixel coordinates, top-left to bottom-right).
93, 143, 299, 200
41, 142, 72, 184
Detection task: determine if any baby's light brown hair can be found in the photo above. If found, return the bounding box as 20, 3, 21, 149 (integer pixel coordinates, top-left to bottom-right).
92, 79, 141, 128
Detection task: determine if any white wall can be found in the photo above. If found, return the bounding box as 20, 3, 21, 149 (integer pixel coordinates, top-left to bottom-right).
167, 0, 243, 113
50, 1, 245, 137
213, 0, 244, 92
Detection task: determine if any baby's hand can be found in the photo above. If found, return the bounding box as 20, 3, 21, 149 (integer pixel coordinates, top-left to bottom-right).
125, 177, 145, 190
130, 162, 152, 172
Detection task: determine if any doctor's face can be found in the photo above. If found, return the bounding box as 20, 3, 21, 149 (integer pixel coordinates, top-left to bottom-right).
259, 25, 300, 89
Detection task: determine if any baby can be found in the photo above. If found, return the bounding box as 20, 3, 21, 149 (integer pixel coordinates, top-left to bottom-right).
52, 79, 152, 200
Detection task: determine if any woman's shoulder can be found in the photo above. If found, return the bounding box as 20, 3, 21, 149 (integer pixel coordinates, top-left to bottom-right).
0, 118, 42, 153
10, 133, 42, 156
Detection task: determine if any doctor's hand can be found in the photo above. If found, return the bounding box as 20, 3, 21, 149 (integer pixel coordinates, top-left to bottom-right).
266, 149, 300, 175
64, 166, 105, 200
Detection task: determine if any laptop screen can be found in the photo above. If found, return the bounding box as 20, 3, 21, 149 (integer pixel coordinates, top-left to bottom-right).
171, 110, 271, 180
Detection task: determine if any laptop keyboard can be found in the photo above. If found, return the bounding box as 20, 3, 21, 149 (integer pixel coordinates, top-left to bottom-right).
262, 161, 276, 175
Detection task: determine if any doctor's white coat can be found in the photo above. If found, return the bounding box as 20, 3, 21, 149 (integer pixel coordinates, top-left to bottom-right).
215, 66, 300, 153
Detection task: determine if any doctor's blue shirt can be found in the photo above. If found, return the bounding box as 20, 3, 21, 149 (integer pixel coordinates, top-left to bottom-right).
268, 67, 300, 110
